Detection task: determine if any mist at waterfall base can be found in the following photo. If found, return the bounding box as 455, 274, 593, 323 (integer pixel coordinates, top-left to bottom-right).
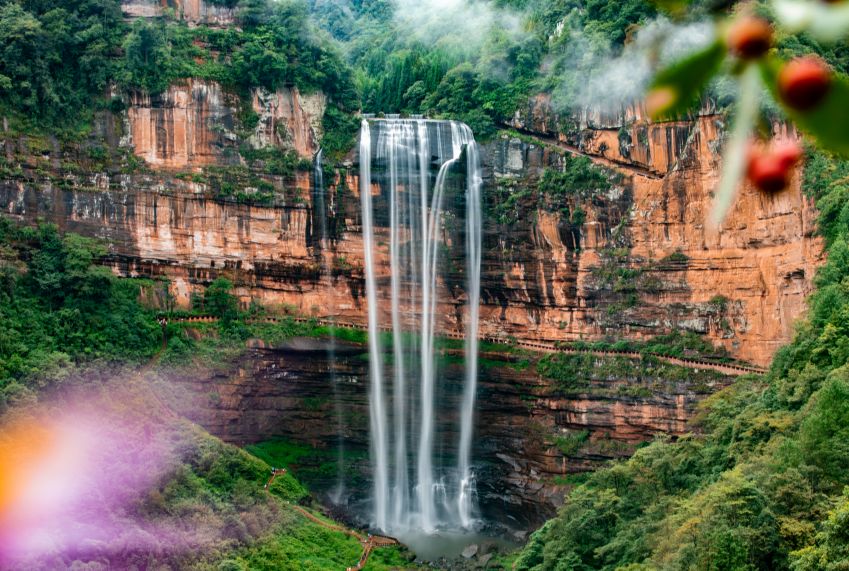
347, 117, 487, 557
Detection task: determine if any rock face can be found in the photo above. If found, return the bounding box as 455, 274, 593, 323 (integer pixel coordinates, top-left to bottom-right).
496, 98, 822, 366
122, 0, 236, 27
249, 88, 326, 158
125, 81, 325, 168
0, 98, 821, 366
0, 0, 824, 542
160, 342, 729, 533
0, 79, 824, 533
0, 89, 824, 533
126, 81, 239, 169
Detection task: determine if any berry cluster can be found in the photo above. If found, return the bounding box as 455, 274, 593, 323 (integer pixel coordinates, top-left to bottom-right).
725, 16, 832, 192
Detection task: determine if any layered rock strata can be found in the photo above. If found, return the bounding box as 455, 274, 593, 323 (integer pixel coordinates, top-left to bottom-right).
125, 80, 325, 168
122, 0, 237, 27
159, 341, 729, 533
0, 98, 821, 366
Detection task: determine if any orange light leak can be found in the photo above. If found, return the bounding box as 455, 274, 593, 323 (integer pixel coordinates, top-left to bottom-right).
0, 415, 94, 561
0, 418, 57, 525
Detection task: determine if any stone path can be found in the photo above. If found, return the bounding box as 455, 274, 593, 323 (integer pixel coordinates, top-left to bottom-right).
500, 124, 665, 180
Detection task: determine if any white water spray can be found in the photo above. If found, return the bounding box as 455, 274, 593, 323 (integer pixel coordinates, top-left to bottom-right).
360, 120, 390, 531
358, 118, 482, 534
314, 148, 347, 507
458, 137, 482, 527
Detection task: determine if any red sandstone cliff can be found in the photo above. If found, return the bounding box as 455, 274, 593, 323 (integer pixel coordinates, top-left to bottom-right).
125, 80, 325, 168
0, 91, 821, 367
496, 97, 823, 366
0, 69, 826, 537
122, 0, 236, 27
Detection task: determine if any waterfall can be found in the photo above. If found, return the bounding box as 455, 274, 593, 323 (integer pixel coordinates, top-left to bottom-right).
360, 121, 390, 531
314, 148, 347, 506
458, 136, 482, 528
358, 118, 482, 534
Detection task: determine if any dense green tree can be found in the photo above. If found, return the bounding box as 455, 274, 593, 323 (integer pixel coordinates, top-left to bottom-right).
123, 20, 175, 94
514, 142, 849, 570
792, 490, 849, 571
0, 0, 124, 126
205, 277, 239, 321
0, 219, 160, 406
798, 369, 849, 487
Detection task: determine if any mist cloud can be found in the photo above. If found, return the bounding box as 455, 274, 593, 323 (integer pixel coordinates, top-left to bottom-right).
391, 0, 523, 52
554, 18, 716, 111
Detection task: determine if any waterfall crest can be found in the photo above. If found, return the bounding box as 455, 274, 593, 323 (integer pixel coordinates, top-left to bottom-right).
358, 118, 483, 534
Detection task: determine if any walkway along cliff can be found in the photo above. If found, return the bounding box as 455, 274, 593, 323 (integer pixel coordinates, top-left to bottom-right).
0, 98, 821, 367
0, 65, 823, 537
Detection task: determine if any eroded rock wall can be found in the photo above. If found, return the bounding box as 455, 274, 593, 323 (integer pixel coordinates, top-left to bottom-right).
495, 98, 823, 365
480, 121, 821, 365
124, 81, 325, 168
125, 81, 238, 169
122, 0, 236, 27
249, 88, 326, 157
0, 90, 825, 534
0, 102, 822, 367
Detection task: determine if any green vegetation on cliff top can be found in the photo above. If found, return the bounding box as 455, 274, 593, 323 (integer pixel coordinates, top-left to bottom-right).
3, 0, 849, 151
0, 0, 662, 145
309, 0, 656, 138
0, 0, 359, 154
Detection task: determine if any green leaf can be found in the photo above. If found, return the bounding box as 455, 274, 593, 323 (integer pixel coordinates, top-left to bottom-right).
760, 55, 849, 157
710, 65, 761, 227
649, 39, 725, 120
649, 0, 697, 18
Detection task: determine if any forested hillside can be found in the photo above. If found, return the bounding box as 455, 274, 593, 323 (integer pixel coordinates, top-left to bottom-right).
0, 0, 658, 142
2, 0, 849, 569
308, 0, 655, 136
512, 151, 849, 569
2, 0, 844, 144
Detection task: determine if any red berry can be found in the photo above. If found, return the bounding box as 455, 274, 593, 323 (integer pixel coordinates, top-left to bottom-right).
746, 141, 802, 192
727, 17, 773, 59
748, 154, 789, 192
773, 140, 803, 170
778, 56, 832, 111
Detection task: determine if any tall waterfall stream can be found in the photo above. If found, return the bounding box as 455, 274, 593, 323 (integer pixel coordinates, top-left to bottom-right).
313, 148, 347, 507
357, 118, 484, 541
